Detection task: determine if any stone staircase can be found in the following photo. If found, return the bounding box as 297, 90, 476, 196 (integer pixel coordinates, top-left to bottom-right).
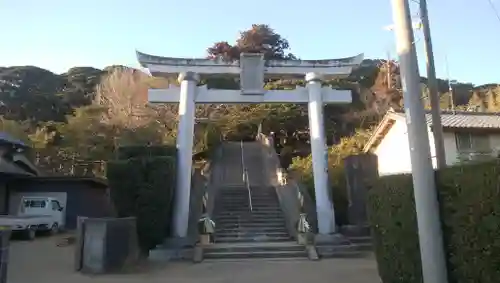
204, 142, 307, 260
205, 185, 307, 260
202, 142, 374, 261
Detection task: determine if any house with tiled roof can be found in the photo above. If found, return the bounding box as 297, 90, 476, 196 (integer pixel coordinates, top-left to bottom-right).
0, 132, 113, 229
363, 109, 500, 176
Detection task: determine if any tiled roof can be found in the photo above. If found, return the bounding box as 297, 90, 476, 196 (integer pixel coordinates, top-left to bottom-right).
0, 132, 27, 147
392, 110, 500, 129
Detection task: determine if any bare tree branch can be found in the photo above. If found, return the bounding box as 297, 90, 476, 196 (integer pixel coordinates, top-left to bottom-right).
95, 68, 150, 128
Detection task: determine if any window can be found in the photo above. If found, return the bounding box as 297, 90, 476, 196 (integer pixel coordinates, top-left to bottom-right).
455, 133, 491, 153
23, 200, 47, 208
51, 200, 62, 211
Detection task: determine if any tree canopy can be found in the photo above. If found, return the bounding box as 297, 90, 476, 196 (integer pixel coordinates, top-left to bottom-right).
207, 24, 296, 61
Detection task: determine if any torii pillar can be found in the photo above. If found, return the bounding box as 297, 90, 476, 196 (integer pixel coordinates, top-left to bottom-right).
173, 71, 199, 238
306, 72, 336, 234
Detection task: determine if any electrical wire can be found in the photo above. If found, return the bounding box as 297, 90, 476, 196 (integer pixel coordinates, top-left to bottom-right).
487, 0, 500, 24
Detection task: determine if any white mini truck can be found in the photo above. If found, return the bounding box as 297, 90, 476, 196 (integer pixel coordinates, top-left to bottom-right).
0, 196, 65, 240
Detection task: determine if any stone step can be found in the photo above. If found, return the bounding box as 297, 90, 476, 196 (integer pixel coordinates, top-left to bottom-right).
347, 236, 372, 244
216, 203, 280, 208
217, 191, 275, 195
215, 226, 288, 234
213, 207, 282, 212
217, 190, 277, 197
217, 196, 278, 201
215, 215, 285, 220
218, 190, 276, 193
215, 212, 284, 218
216, 227, 288, 233
216, 207, 280, 212
204, 242, 304, 253
217, 194, 277, 198
219, 188, 275, 191
216, 223, 286, 229
317, 249, 373, 259
214, 212, 283, 216
215, 222, 287, 229
215, 199, 279, 206
218, 203, 278, 207
215, 207, 281, 212
219, 186, 274, 190
215, 219, 285, 224
204, 250, 307, 260
218, 190, 276, 194
215, 231, 290, 238
215, 208, 280, 213
202, 257, 310, 263
218, 199, 278, 204
215, 236, 292, 243
213, 212, 283, 217
315, 243, 373, 258
217, 220, 286, 225
350, 242, 373, 251
216, 201, 280, 207
214, 210, 281, 215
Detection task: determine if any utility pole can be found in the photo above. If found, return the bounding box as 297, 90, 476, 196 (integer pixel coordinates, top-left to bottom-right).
419, 0, 446, 169
386, 50, 392, 89
445, 56, 456, 111
390, 1, 448, 283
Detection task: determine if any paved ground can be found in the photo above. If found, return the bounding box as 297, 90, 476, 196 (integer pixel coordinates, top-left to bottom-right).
8, 237, 381, 283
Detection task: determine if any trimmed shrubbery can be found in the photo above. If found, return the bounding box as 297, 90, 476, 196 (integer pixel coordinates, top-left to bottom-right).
107, 146, 176, 255
368, 160, 500, 283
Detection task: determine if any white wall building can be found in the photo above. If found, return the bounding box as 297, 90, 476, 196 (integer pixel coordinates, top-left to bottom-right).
364, 109, 500, 176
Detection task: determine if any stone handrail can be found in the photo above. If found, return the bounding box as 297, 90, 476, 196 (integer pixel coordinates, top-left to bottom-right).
256, 133, 318, 238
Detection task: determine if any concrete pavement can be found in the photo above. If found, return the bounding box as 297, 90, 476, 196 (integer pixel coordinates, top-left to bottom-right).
8, 237, 380, 283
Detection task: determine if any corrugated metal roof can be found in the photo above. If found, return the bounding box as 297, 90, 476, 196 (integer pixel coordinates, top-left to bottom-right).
392, 110, 500, 129
0, 132, 27, 147
0, 158, 35, 176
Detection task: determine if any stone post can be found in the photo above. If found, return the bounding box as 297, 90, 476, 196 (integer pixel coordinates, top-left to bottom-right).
306, 72, 336, 235
0, 227, 11, 283
342, 153, 379, 236
173, 71, 199, 238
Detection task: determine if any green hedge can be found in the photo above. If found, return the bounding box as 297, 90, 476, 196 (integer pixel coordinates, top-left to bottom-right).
368, 161, 500, 283
107, 145, 177, 255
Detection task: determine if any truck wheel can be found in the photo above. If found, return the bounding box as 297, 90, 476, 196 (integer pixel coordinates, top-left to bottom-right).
50, 223, 59, 235
25, 227, 36, 241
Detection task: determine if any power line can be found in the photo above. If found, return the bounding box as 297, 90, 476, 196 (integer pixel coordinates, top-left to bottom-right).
487, 0, 500, 24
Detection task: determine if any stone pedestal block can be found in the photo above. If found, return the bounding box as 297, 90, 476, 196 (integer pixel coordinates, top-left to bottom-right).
343, 154, 379, 227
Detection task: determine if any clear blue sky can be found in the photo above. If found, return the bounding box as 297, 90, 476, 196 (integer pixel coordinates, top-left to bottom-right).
1, 0, 499, 85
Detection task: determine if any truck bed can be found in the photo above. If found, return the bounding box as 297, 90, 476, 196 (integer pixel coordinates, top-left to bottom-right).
0, 215, 49, 219
0, 215, 52, 229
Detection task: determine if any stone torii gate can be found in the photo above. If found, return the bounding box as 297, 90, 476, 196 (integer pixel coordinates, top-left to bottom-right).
137, 51, 363, 238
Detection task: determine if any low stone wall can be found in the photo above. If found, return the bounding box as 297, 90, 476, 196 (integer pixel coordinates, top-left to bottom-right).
186, 169, 208, 247
185, 146, 222, 247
